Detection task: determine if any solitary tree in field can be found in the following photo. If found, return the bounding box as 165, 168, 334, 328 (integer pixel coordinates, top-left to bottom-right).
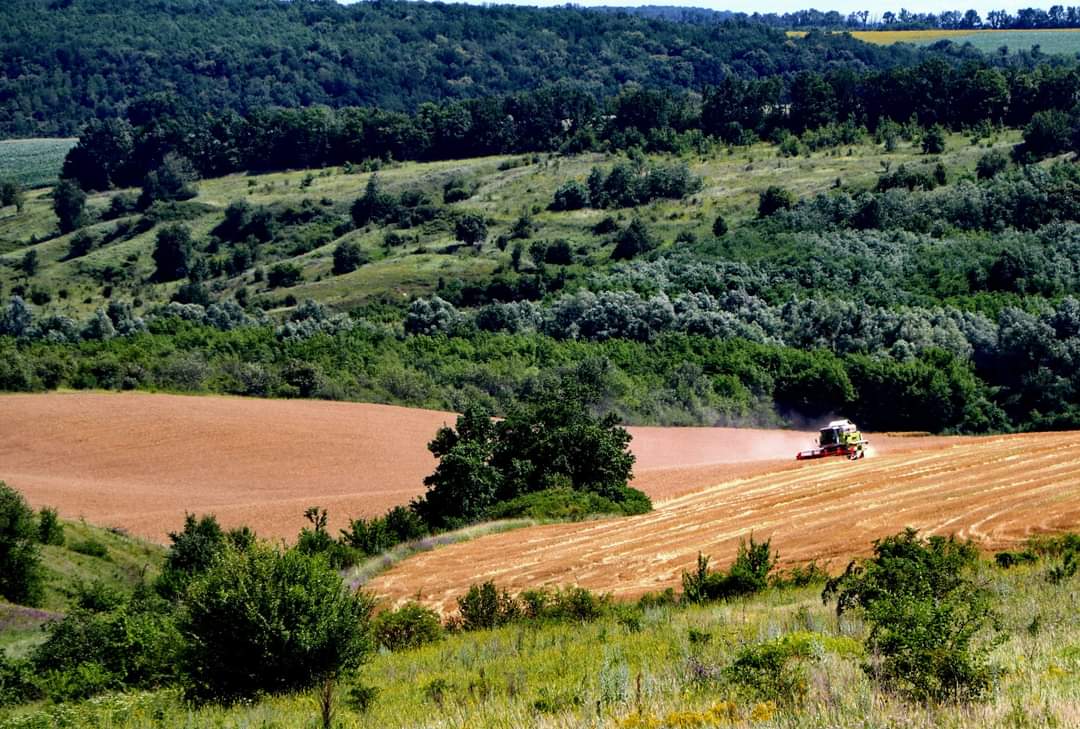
332, 240, 367, 275
152, 224, 194, 282
454, 213, 487, 247
20, 250, 38, 277
921, 125, 947, 155
52, 179, 86, 233
757, 186, 795, 217
0, 181, 24, 212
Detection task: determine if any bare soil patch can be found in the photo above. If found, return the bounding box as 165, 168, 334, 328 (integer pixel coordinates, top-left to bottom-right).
0, 392, 967, 546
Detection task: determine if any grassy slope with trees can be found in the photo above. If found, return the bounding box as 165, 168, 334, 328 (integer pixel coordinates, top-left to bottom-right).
4, 124, 1080, 432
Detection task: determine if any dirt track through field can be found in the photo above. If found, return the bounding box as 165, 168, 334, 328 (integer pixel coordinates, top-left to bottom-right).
368, 430, 1080, 611
1, 392, 953, 542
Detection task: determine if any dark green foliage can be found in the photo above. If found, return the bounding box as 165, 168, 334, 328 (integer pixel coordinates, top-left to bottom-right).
681, 535, 776, 604
443, 177, 477, 204
921, 124, 947, 154
823, 529, 999, 702
295, 506, 358, 569
180, 543, 375, 704
19, 250, 38, 277
770, 561, 829, 589
454, 213, 488, 246
31, 594, 182, 701
332, 241, 368, 275
1016, 109, 1075, 161
1046, 550, 1078, 584
723, 637, 814, 705
414, 404, 501, 527
151, 224, 193, 282
267, 263, 303, 289
69, 539, 109, 559
637, 588, 678, 609
156, 513, 226, 600
757, 186, 795, 217
138, 154, 198, 209
0, 181, 24, 210
339, 506, 428, 557
346, 683, 379, 713
351, 175, 396, 228
587, 162, 702, 209
611, 218, 658, 261
876, 163, 939, 192
74, 579, 125, 613
52, 179, 86, 233
0, 0, 944, 140
37, 507, 64, 546
712, 214, 728, 237
66, 231, 97, 260
550, 181, 590, 211
0, 482, 44, 606
456, 581, 521, 631
519, 586, 610, 623
371, 602, 444, 651
414, 383, 636, 529
485, 486, 651, 521
0, 650, 40, 707
994, 550, 1037, 568
976, 149, 1009, 179
534, 239, 574, 266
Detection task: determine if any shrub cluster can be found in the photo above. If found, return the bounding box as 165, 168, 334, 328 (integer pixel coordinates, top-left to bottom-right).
681, 535, 776, 604
551, 161, 702, 212
823, 529, 1000, 702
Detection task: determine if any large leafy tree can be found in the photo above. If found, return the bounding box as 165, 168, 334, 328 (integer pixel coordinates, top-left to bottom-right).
413, 381, 636, 528
413, 405, 501, 528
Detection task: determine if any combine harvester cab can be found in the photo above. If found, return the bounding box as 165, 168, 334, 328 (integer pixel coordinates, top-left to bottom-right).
796, 419, 868, 461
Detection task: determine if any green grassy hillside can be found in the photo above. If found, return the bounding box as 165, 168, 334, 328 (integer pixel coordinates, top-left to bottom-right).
0, 130, 1020, 317
0, 519, 164, 659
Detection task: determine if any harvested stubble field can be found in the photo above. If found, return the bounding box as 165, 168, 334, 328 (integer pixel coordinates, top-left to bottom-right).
370, 430, 1080, 611
1, 392, 946, 542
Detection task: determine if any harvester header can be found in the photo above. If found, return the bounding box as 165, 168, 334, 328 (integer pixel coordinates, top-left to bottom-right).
796, 419, 868, 461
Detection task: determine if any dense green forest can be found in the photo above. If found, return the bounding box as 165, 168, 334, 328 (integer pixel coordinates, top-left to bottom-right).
0, 0, 992, 138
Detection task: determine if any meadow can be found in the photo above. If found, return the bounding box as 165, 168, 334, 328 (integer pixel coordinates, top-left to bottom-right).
3, 552, 1079, 729
0, 140, 76, 189
0, 129, 1021, 317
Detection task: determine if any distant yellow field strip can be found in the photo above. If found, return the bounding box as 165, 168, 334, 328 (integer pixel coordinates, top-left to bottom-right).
788, 28, 1080, 43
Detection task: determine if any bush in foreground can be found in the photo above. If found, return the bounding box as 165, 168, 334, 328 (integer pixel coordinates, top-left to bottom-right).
372, 602, 443, 651
0, 481, 44, 606
823, 529, 1000, 702
31, 593, 182, 701
180, 543, 375, 703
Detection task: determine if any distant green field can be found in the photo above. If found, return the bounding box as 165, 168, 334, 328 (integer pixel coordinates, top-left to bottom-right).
940, 29, 1080, 55
0, 138, 76, 188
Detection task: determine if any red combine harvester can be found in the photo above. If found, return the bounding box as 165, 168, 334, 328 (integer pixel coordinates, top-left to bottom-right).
796, 419, 868, 461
